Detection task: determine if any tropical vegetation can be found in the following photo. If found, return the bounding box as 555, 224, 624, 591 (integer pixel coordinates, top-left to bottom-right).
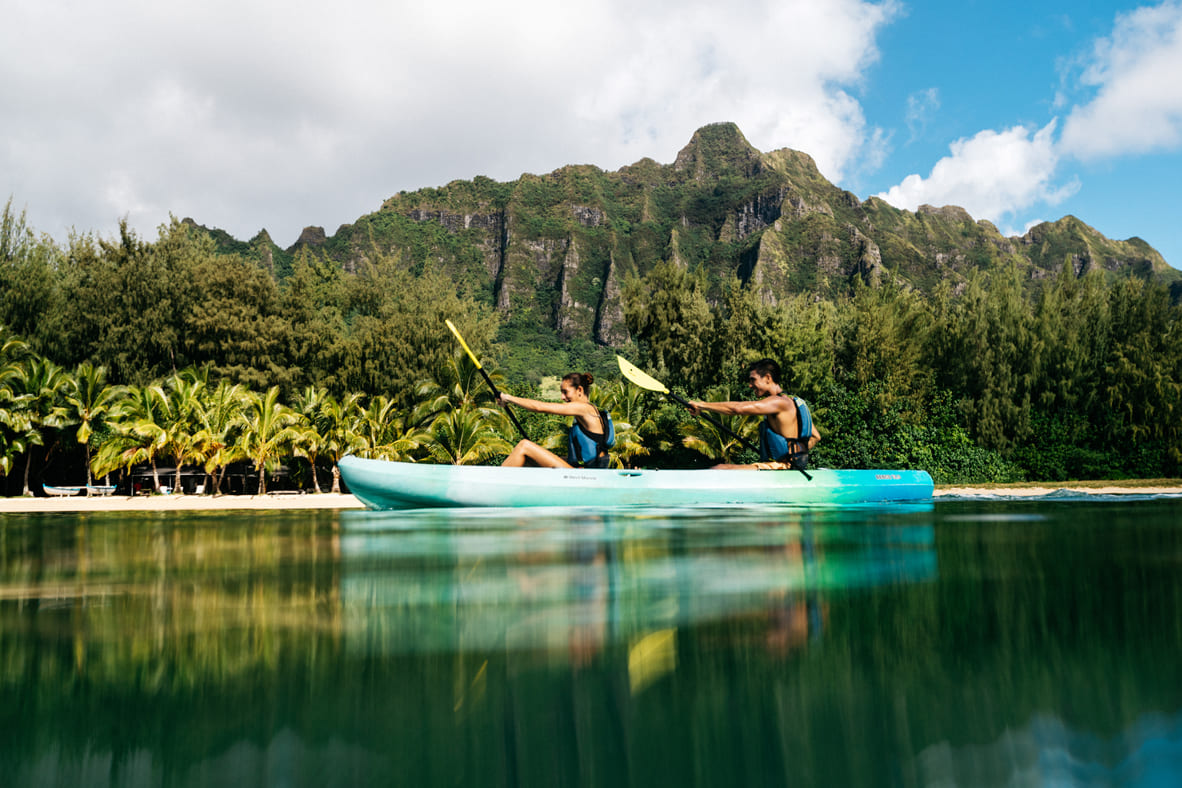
2, 128, 1181, 494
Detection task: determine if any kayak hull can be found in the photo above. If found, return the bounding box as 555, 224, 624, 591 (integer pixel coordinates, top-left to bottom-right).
338, 455, 934, 510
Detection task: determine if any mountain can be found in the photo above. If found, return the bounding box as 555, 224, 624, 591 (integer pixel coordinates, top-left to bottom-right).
200, 122, 1181, 346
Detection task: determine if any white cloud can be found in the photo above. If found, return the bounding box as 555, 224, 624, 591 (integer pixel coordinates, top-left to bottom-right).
573, 0, 900, 181
1060, 0, 1182, 159
0, 0, 898, 246
875, 121, 1079, 223
905, 87, 940, 142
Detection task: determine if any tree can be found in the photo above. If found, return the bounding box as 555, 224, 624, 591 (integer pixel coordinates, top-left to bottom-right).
92, 384, 170, 492
1102, 277, 1181, 454
11, 356, 70, 495
279, 249, 349, 396
425, 406, 513, 465
717, 286, 837, 398
678, 383, 758, 464
181, 227, 297, 392
0, 199, 60, 349
414, 352, 502, 417
158, 372, 207, 492
834, 282, 932, 414
238, 386, 300, 494
1030, 265, 1109, 415
53, 221, 190, 384
356, 395, 429, 462
623, 260, 716, 392
63, 362, 123, 486
320, 392, 365, 494
290, 385, 332, 493
192, 379, 249, 495
337, 261, 499, 406
928, 266, 1036, 451
0, 331, 32, 481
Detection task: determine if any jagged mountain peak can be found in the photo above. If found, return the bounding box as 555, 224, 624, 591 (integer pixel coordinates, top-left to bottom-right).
248, 228, 273, 246
1020, 214, 1170, 277
673, 122, 763, 181
918, 204, 974, 223
196, 122, 1178, 347
296, 226, 327, 246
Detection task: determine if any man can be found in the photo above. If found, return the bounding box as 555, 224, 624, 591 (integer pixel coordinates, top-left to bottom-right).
688, 359, 820, 470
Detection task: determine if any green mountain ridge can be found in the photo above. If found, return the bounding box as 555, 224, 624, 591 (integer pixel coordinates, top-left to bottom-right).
192, 122, 1180, 348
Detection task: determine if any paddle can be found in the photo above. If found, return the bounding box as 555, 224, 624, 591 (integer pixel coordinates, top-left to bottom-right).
445, 319, 531, 442
616, 355, 811, 480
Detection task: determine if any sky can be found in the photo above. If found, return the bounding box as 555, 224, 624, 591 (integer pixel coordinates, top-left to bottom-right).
3, 0, 1182, 270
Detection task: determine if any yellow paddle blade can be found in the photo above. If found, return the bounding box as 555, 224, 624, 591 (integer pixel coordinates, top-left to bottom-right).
616, 355, 669, 394
445, 320, 482, 370
628, 628, 677, 695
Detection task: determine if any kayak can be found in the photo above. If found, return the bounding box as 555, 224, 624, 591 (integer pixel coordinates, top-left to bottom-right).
43, 484, 84, 497
43, 484, 117, 497
338, 455, 934, 510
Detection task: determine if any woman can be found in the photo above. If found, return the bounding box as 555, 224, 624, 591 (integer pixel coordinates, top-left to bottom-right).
498, 373, 613, 468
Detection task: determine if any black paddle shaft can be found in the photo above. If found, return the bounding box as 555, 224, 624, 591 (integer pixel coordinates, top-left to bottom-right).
478, 366, 531, 442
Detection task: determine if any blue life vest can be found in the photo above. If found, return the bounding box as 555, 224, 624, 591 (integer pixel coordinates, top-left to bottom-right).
758, 396, 812, 464
568, 409, 615, 468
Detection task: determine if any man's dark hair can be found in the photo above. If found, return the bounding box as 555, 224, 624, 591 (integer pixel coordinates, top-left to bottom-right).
747, 359, 781, 384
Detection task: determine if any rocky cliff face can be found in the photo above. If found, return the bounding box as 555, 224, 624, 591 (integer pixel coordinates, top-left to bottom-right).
241, 122, 1176, 346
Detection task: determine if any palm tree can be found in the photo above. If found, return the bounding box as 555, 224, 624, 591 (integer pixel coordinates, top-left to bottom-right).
320, 392, 365, 494
92, 383, 170, 492
425, 405, 513, 465
11, 357, 70, 495
0, 393, 31, 483
678, 384, 758, 464
413, 352, 503, 420
291, 385, 331, 493
238, 386, 300, 494
192, 379, 249, 494
0, 332, 32, 482
63, 362, 123, 486
160, 372, 206, 492
357, 395, 430, 461
413, 352, 525, 466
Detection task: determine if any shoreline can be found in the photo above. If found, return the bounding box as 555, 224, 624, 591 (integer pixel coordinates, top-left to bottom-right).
935, 485, 1182, 498
0, 492, 366, 514
934, 478, 1182, 497
1, 480, 1179, 513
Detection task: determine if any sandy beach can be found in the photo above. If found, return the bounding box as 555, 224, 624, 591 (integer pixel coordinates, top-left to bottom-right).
1, 481, 1179, 513
0, 492, 366, 513
935, 482, 1182, 497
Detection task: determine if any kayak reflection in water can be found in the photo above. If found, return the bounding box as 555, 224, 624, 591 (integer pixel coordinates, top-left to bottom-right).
688, 359, 820, 470
499, 372, 615, 469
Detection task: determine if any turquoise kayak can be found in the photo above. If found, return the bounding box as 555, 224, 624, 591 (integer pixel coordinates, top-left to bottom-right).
338, 455, 934, 510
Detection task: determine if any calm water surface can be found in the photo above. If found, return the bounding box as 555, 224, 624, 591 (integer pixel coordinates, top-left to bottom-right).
2, 495, 1181, 787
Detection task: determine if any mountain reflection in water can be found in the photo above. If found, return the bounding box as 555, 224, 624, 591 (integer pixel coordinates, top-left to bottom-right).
3, 498, 1182, 787
918, 709, 1182, 786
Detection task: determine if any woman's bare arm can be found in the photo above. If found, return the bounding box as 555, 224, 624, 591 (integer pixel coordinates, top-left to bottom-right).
499, 393, 595, 418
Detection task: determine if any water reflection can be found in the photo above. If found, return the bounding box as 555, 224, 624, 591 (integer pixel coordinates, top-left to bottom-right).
0, 511, 345, 687
3, 500, 1182, 787
918, 709, 1182, 786
337, 505, 937, 659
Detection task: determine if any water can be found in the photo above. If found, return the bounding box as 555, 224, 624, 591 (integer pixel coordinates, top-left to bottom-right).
2, 496, 1181, 787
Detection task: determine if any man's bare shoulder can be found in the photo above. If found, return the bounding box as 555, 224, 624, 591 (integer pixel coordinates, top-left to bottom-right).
762, 394, 795, 410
